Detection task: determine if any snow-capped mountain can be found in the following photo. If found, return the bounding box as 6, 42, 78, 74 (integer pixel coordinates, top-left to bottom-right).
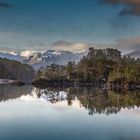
123, 45, 140, 58
0, 52, 24, 62
0, 50, 88, 70
20, 50, 36, 58
23, 50, 88, 70
125, 50, 140, 58
0, 50, 36, 62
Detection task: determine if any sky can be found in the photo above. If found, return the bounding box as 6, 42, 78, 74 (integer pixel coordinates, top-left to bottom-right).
0, 0, 140, 53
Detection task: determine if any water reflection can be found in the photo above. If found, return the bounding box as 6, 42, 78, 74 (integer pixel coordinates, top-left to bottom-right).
0, 86, 140, 140
0, 85, 140, 115
33, 87, 140, 115
0, 85, 32, 102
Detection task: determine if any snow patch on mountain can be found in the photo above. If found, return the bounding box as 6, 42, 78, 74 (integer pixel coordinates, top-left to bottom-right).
124, 47, 140, 58
20, 50, 36, 57
0, 49, 88, 70
24, 50, 88, 70
0, 52, 24, 61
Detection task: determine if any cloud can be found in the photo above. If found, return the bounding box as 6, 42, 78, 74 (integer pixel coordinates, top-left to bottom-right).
94, 37, 140, 57
52, 38, 140, 57
102, 0, 140, 16
115, 37, 140, 57
0, 47, 21, 53
0, 31, 50, 52
52, 40, 91, 52
52, 40, 73, 47
0, 2, 12, 8
115, 37, 140, 51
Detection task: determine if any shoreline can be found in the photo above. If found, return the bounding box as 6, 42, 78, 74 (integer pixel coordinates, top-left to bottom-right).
1, 79, 140, 91
32, 79, 140, 90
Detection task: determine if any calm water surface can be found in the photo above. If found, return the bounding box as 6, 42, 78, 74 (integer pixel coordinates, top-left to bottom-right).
0, 85, 140, 140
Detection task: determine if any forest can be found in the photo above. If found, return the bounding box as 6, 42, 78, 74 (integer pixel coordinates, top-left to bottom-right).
0, 48, 140, 88
34, 48, 140, 89
0, 58, 34, 84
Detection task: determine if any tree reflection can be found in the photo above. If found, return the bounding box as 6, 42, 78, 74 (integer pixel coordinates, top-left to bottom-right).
34, 88, 68, 103
36, 87, 140, 115
0, 85, 33, 102
67, 88, 140, 115
0, 85, 140, 115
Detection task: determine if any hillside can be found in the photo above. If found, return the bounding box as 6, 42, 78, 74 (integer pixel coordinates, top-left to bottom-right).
0, 58, 34, 83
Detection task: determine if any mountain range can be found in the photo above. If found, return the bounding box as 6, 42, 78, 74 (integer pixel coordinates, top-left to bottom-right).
0, 50, 88, 70
0, 48, 139, 70
125, 50, 140, 58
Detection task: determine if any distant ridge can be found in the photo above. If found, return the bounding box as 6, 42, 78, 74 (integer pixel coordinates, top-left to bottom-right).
0, 49, 88, 70
125, 50, 140, 58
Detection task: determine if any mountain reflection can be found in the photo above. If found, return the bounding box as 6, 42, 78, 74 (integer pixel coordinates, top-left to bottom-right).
37, 88, 140, 115
0, 85, 140, 115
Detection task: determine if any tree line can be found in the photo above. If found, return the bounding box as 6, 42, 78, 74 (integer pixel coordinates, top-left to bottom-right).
0, 58, 34, 83
35, 48, 140, 88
